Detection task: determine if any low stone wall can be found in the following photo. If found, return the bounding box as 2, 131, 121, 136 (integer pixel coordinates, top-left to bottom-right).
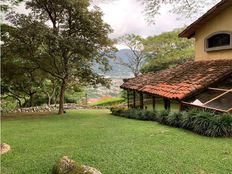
2, 103, 109, 113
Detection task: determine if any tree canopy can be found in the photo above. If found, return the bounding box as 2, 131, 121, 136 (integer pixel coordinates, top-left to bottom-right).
140, 0, 219, 23
141, 28, 194, 73
2, 0, 114, 114
115, 34, 148, 77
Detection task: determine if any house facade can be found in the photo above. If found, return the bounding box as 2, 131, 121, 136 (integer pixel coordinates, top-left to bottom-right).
179, 0, 232, 61
121, 0, 232, 113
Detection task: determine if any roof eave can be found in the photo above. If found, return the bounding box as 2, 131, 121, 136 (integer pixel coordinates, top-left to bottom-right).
178, 0, 232, 39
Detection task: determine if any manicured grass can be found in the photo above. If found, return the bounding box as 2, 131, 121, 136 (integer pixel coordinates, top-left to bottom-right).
1, 110, 232, 174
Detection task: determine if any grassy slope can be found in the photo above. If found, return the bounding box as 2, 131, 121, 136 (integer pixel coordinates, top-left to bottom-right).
90, 97, 124, 106
1, 110, 232, 174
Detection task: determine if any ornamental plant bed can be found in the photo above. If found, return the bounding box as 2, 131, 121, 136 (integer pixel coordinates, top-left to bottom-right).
111, 108, 232, 137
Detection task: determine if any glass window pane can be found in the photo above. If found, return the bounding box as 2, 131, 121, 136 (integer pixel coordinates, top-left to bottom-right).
208, 33, 230, 48
205, 92, 232, 111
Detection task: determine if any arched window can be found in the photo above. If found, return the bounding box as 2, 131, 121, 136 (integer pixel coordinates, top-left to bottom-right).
205, 32, 232, 51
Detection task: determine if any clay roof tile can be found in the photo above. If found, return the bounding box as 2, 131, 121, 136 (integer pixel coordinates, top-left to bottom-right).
121, 59, 232, 100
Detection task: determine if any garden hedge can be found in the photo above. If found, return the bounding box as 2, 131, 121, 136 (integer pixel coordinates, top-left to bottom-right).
111, 108, 232, 137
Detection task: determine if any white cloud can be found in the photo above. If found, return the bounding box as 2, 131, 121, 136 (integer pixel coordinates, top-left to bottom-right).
115, 44, 129, 50
10, 0, 192, 39
99, 0, 189, 38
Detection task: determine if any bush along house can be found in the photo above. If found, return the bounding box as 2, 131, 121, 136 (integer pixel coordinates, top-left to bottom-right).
121, 0, 232, 113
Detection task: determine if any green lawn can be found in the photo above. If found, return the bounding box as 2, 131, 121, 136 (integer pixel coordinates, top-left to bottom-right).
1, 110, 232, 174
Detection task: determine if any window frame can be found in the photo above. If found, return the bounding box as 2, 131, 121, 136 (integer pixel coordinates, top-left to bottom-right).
204, 31, 232, 52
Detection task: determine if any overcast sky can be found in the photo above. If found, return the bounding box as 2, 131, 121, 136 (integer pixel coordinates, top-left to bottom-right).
11, 0, 214, 49
98, 0, 188, 39
13, 0, 189, 37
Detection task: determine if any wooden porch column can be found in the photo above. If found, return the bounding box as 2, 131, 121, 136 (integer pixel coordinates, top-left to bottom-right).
140, 93, 144, 109
164, 98, 171, 111
152, 96, 156, 110
179, 102, 184, 112
127, 90, 130, 109
133, 91, 136, 108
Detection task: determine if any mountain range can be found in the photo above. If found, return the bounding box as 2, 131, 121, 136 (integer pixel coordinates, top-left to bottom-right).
88, 49, 134, 98
95, 49, 134, 78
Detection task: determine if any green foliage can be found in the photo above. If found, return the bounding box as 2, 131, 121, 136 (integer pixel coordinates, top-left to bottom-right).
180, 110, 199, 130
1, 97, 18, 110
211, 114, 232, 137
116, 34, 147, 76
2, 0, 114, 113
64, 96, 78, 104
111, 108, 232, 137
141, 28, 194, 73
119, 90, 127, 100
91, 97, 125, 106
156, 110, 169, 124
111, 108, 156, 121
141, 0, 219, 24
166, 112, 183, 127
1, 30, 46, 108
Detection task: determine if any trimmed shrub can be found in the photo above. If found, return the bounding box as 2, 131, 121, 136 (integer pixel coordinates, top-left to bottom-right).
180, 110, 197, 130
111, 108, 126, 116
138, 109, 156, 121
156, 110, 169, 124
166, 112, 183, 127
205, 113, 232, 137
111, 108, 156, 121
110, 107, 232, 137
191, 110, 215, 135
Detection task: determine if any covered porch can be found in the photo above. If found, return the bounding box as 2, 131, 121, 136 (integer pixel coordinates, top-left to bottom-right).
121, 60, 232, 113
126, 90, 181, 112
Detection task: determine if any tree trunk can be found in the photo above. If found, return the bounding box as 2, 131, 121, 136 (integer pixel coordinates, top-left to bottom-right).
48, 96, 51, 106
54, 91, 59, 107
58, 80, 66, 114
16, 98, 22, 108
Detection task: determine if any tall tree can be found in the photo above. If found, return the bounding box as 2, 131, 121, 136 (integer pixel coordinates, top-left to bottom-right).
141, 28, 194, 73
1, 58, 44, 107
4, 0, 113, 114
41, 78, 59, 106
115, 34, 148, 77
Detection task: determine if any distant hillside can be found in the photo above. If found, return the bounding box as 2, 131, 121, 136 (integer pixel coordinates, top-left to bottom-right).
95, 49, 134, 78
88, 49, 134, 98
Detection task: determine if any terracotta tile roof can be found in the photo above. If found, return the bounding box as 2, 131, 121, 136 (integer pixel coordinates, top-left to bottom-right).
121, 59, 232, 100
179, 0, 232, 38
